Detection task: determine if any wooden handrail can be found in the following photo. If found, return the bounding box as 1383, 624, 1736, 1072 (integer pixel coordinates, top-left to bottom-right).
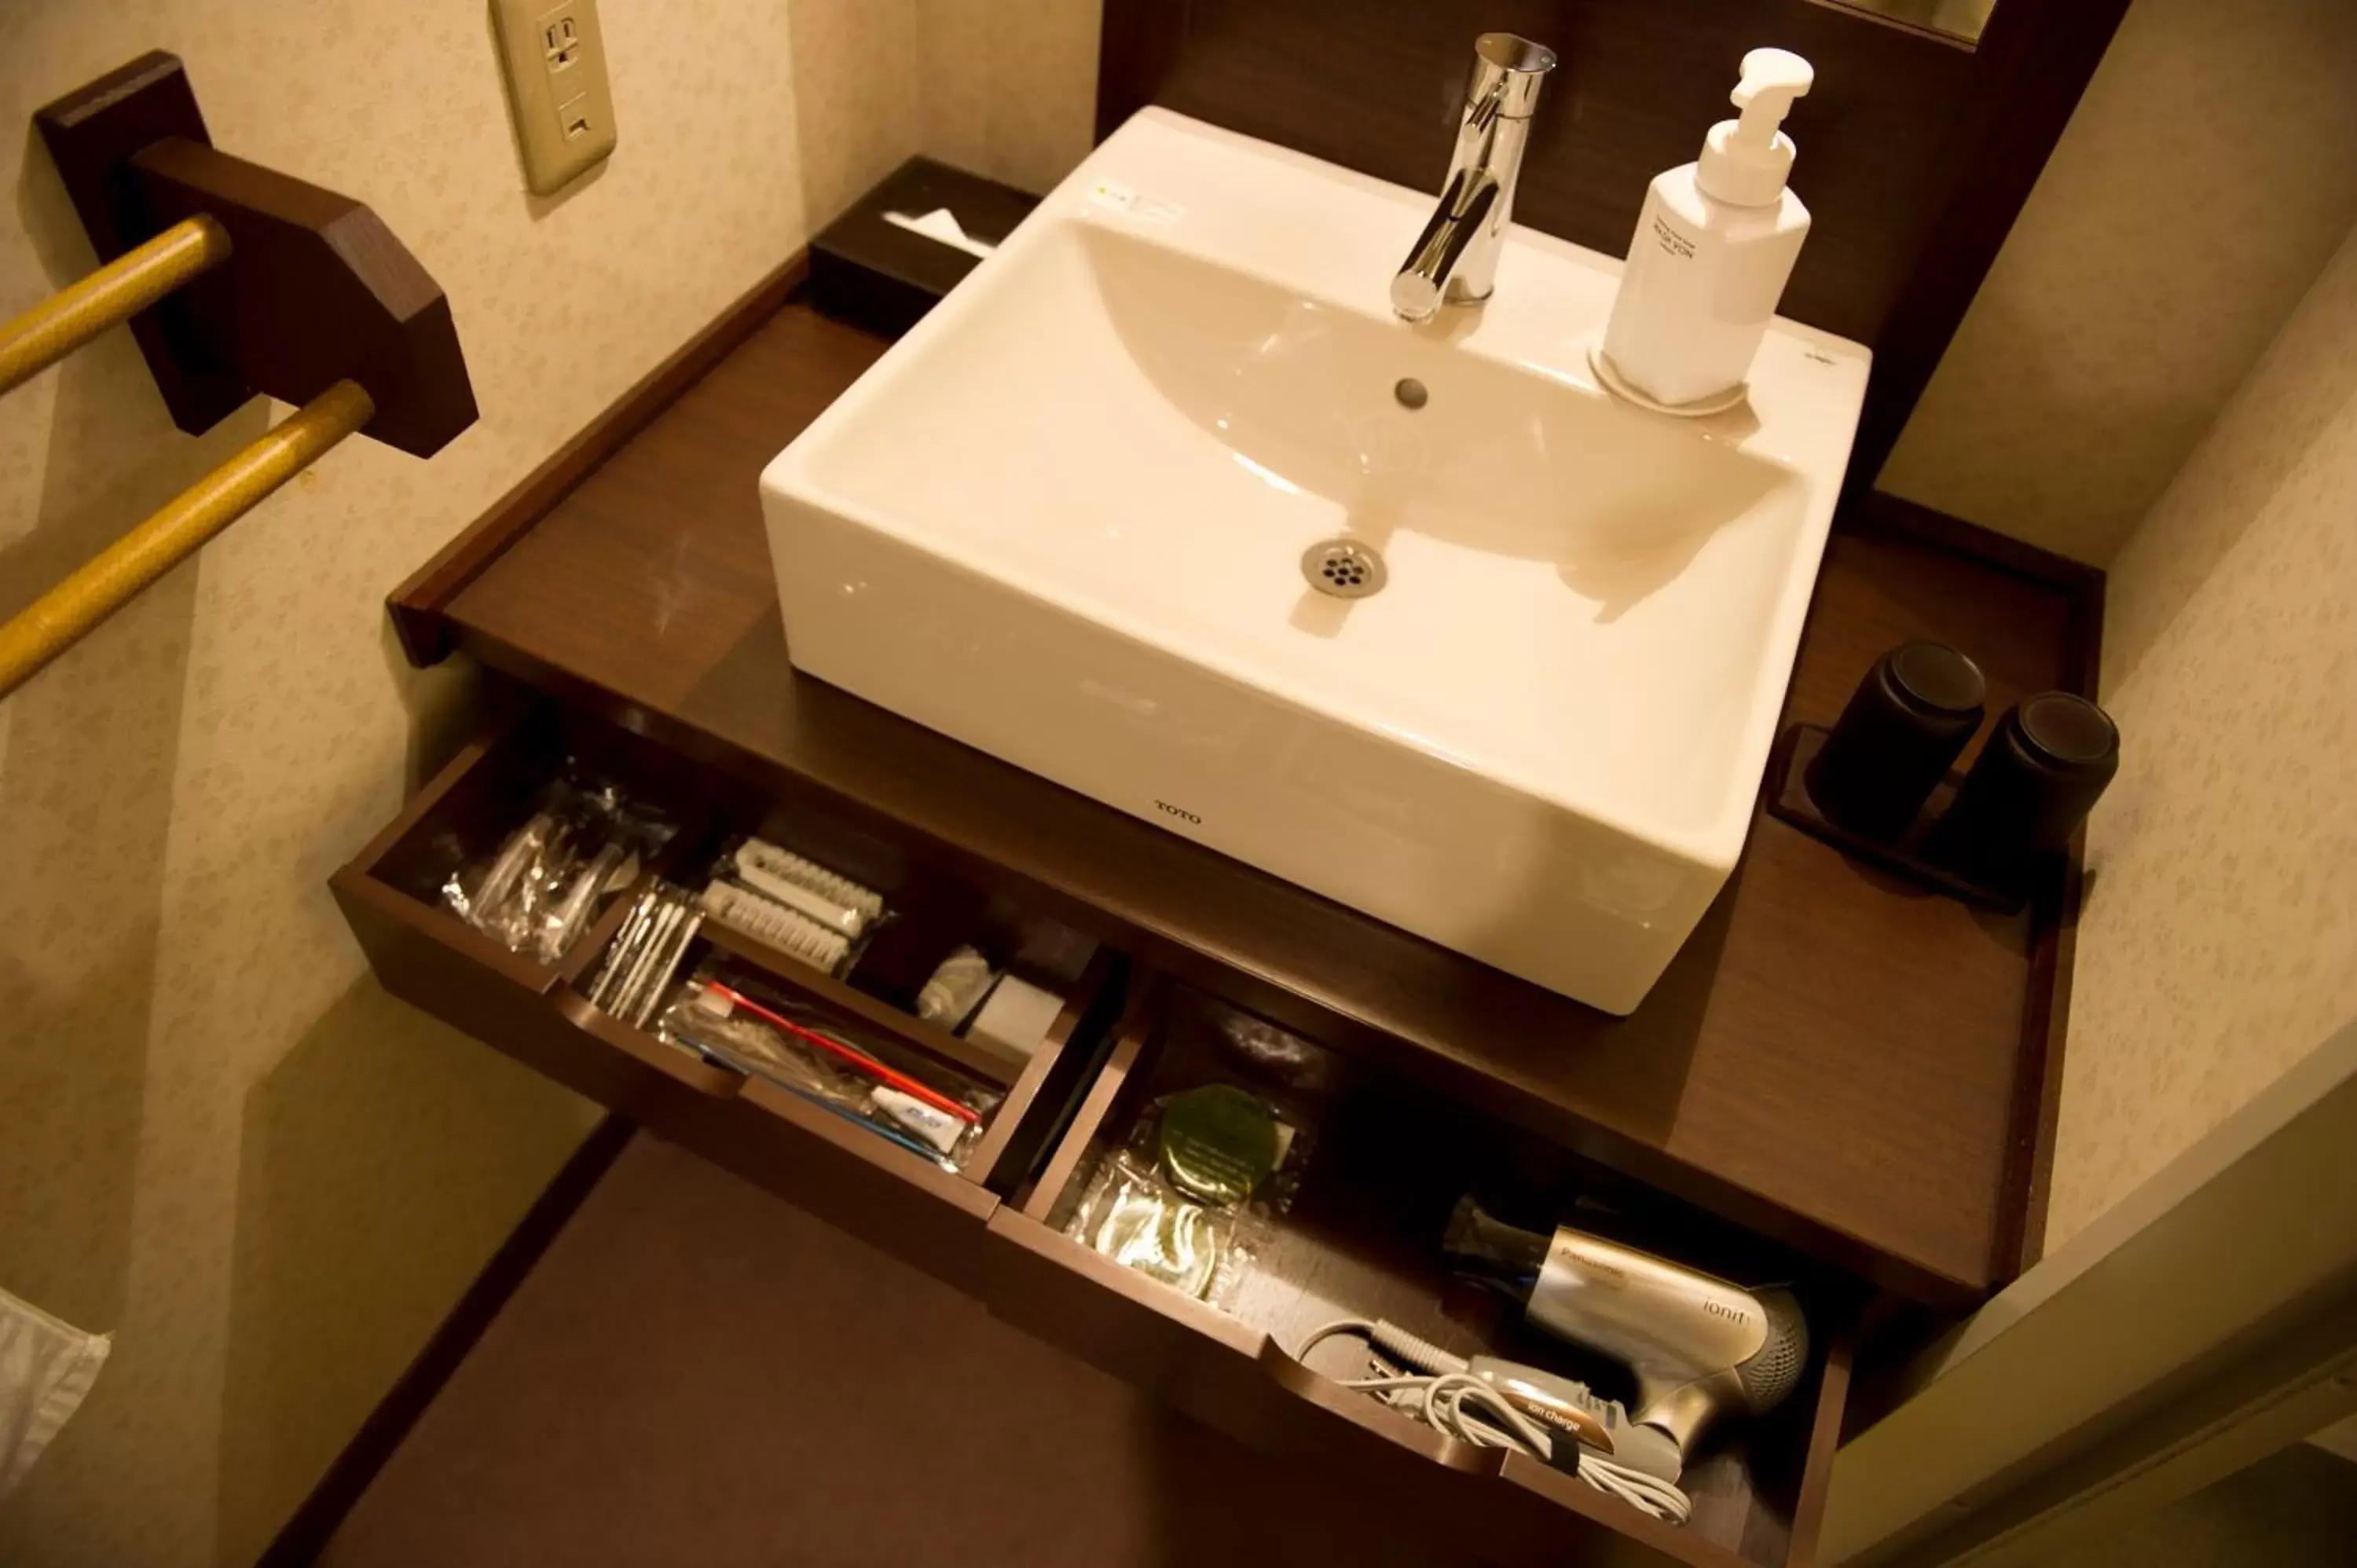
0, 215, 230, 397
0, 380, 374, 698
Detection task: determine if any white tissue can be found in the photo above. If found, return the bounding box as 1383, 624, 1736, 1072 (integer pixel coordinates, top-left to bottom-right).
882, 207, 998, 261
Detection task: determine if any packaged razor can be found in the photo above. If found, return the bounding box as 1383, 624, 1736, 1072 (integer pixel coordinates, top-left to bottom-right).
442, 762, 675, 962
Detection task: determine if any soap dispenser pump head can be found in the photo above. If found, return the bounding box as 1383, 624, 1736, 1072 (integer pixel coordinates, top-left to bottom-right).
1698, 47, 1814, 207
1730, 48, 1813, 149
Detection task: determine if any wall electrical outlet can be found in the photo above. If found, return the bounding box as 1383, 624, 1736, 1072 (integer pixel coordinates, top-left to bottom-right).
492, 0, 618, 196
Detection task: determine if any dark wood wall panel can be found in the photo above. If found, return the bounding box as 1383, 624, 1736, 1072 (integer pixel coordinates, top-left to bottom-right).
1098, 0, 2130, 482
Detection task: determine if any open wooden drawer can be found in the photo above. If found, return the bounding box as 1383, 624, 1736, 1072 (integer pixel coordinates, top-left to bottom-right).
335, 703, 1860, 1567
331, 703, 1127, 1295
986, 980, 1857, 1568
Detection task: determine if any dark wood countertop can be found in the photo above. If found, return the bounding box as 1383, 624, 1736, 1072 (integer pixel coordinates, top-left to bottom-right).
402, 295, 2088, 1310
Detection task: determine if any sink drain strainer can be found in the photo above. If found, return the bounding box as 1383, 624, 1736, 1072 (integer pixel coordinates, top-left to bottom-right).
1301, 538, 1387, 599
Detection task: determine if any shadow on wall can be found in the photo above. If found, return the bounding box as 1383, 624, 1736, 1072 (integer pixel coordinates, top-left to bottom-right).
2037, 1443, 2357, 1568
786, 1, 924, 233
0, 127, 268, 1337
522, 159, 607, 222
2100, 229, 2357, 693
213, 976, 593, 1566
0, 119, 557, 1564
376, 608, 495, 797
1884, 279, 2221, 568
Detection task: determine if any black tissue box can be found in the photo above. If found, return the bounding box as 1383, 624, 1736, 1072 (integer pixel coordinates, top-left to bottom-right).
809, 158, 1041, 339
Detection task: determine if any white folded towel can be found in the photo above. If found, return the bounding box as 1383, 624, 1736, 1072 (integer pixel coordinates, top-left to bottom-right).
0, 1284, 109, 1499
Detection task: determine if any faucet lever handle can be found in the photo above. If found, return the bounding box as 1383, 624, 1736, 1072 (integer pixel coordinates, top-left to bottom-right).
1466, 32, 1557, 119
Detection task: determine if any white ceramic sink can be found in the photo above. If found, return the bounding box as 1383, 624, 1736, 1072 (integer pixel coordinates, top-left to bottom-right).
761, 109, 1869, 1014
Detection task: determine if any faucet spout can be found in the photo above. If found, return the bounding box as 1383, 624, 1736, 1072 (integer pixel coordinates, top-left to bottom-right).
1391, 33, 1556, 322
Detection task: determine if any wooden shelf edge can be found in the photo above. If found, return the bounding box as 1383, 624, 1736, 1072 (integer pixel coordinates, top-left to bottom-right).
387, 248, 810, 666
1842, 489, 2105, 1286
1844, 489, 2105, 607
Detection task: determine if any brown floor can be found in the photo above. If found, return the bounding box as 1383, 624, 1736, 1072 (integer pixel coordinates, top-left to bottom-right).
321, 1134, 1484, 1566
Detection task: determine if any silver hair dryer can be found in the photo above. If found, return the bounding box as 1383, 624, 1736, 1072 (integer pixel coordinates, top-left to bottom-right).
1442, 1197, 1809, 1457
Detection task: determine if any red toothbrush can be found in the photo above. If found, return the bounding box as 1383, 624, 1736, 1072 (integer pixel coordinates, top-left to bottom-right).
704, 983, 979, 1124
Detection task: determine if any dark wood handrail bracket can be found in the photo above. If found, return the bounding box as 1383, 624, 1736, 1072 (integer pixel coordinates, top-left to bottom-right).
1, 51, 475, 699
34, 50, 476, 452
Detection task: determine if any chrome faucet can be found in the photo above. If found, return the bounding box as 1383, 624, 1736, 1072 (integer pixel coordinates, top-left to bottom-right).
1391, 34, 1557, 322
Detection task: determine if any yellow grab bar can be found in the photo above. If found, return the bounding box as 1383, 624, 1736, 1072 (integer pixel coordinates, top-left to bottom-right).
0, 214, 233, 397
0, 379, 375, 700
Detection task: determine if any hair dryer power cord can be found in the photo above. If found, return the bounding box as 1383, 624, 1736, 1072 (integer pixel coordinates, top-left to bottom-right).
1296, 1319, 1692, 1526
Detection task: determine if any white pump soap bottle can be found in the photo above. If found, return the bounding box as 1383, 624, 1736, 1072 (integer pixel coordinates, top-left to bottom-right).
1600, 49, 1814, 410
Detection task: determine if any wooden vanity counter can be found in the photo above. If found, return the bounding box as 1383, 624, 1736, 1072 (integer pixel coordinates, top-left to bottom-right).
389, 284, 2092, 1312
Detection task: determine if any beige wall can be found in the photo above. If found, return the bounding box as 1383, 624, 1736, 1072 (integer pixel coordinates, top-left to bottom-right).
922, 0, 1105, 195
2044, 214, 2357, 1250
1880, 0, 2357, 565
0, 3, 1091, 1565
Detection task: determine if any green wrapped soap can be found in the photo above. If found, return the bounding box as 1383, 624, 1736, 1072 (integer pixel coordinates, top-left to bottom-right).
1157, 1083, 1282, 1205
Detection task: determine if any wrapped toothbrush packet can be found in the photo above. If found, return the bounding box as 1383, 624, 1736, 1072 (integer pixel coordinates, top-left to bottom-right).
442, 762, 676, 964
657, 960, 1003, 1171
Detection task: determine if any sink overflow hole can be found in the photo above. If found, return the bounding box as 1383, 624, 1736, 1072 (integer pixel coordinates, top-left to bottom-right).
1395, 377, 1428, 410
1301, 539, 1388, 599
